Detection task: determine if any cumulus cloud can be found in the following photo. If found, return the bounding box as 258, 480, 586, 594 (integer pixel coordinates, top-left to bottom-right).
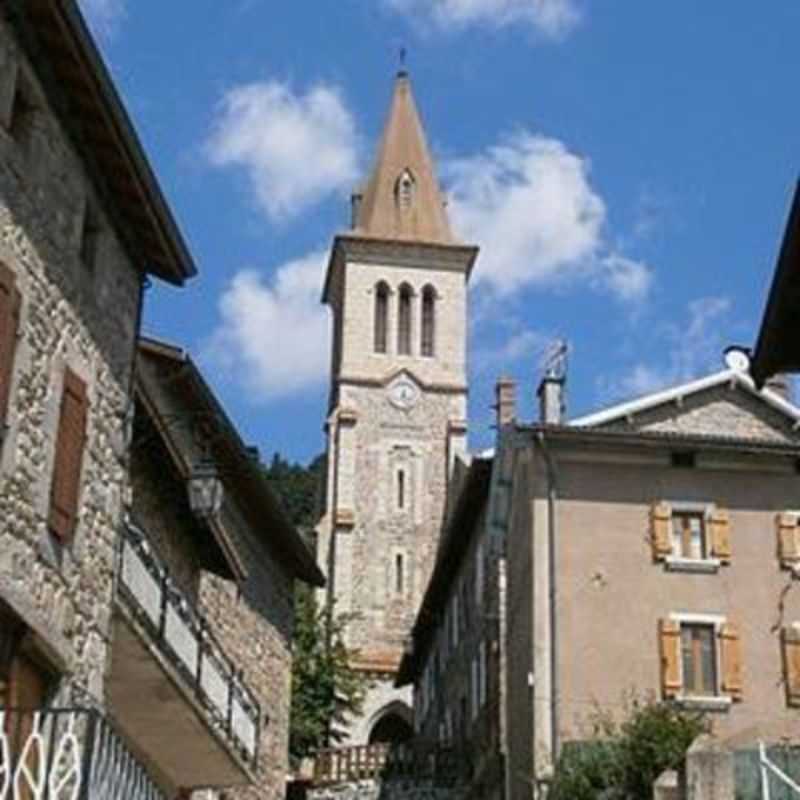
385, 0, 580, 37
203, 252, 330, 401
446, 132, 652, 303
79, 0, 126, 40
205, 80, 359, 222
598, 295, 733, 401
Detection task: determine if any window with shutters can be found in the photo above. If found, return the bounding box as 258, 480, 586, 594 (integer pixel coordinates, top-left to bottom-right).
650, 501, 730, 571
398, 284, 412, 356
659, 615, 741, 708
776, 512, 800, 573
421, 285, 435, 357
374, 282, 389, 354
781, 624, 800, 707
48, 368, 89, 542
0, 262, 22, 433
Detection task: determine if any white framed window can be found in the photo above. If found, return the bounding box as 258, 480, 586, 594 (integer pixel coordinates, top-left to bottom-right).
659, 612, 741, 709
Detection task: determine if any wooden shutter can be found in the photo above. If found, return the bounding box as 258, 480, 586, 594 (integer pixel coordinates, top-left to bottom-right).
651, 502, 672, 560
782, 625, 800, 707
719, 622, 743, 700
0, 262, 21, 427
777, 513, 800, 567
709, 508, 732, 563
659, 619, 682, 698
48, 369, 88, 540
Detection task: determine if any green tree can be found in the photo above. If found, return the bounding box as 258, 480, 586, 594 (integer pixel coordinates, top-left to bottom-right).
289, 587, 369, 764
549, 696, 708, 800
263, 452, 368, 765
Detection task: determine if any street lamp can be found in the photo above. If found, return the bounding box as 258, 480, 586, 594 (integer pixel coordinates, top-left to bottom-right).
187, 457, 224, 518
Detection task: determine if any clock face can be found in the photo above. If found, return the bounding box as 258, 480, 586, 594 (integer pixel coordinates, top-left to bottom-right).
388, 377, 420, 410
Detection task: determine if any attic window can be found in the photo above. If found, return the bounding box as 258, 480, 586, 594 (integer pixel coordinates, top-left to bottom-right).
671, 451, 696, 469
395, 169, 415, 211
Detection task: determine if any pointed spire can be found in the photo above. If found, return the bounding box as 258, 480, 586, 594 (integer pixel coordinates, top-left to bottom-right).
353, 72, 455, 244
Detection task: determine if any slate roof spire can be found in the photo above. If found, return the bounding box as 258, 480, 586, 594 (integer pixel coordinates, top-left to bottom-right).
352, 71, 455, 244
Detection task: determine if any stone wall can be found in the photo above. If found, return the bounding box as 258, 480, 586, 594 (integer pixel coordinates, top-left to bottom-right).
199, 496, 296, 800
0, 12, 141, 702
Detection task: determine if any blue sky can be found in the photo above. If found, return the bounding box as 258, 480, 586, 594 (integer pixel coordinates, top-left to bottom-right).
80, 0, 800, 463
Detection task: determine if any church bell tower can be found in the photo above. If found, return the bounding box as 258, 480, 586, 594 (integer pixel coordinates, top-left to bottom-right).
318, 71, 478, 744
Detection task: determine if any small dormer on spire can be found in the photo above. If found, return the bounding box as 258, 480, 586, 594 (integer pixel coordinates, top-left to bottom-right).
352, 72, 455, 244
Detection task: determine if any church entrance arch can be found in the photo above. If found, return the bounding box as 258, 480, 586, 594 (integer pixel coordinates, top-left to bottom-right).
367, 700, 413, 745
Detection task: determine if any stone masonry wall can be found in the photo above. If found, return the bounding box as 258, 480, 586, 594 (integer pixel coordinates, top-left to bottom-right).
199, 495, 296, 800
0, 13, 141, 702
131, 417, 297, 800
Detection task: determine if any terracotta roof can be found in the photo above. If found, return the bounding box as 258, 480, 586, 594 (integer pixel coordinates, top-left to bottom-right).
7, 1, 195, 285
353, 72, 455, 245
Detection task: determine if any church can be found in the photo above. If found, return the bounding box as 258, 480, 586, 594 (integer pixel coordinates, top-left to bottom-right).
316, 69, 478, 746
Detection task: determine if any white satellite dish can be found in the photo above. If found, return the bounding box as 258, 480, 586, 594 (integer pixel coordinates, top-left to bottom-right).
723, 346, 750, 373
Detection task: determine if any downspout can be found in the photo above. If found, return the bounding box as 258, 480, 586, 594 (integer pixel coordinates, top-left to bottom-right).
535, 431, 559, 782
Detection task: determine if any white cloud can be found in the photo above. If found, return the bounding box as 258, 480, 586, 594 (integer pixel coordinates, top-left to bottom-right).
599, 295, 733, 401
205, 81, 359, 222
385, 0, 580, 37
446, 132, 652, 303
79, 0, 126, 40
203, 252, 330, 401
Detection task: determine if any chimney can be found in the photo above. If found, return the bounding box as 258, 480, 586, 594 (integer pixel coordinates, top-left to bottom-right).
538, 375, 565, 425
494, 376, 516, 428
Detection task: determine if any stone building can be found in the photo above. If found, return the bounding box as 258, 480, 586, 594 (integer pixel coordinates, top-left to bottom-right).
316, 70, 478, 745
128, 338, 324, 799
0, 1, 195, 796
501, 366, 800, 800
394, 379, 519, 800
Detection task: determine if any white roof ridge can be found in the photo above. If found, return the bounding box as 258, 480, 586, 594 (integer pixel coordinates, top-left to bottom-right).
570, 368, 800, 428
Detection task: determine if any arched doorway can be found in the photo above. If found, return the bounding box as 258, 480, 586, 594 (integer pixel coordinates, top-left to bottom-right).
367, 701, 413, 745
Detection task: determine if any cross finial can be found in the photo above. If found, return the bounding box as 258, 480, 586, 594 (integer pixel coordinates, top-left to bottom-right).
398, 46, 408, 77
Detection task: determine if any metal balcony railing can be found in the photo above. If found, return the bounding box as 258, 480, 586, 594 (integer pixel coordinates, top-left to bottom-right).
116, 520, 261, 767
0, 707, 166, 800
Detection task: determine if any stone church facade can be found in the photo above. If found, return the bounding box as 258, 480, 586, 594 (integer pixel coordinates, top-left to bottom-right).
317, 71, 478, 744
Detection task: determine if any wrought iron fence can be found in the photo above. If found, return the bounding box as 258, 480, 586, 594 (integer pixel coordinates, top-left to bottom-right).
0, 707, 166, 800
117, 520, 261, 767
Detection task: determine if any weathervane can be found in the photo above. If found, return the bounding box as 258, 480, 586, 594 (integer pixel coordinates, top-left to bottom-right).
542, 339, 569, 381
398, 45, 408, 74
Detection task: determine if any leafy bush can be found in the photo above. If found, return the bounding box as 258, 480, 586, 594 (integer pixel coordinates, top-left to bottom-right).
549, 696, 708, 800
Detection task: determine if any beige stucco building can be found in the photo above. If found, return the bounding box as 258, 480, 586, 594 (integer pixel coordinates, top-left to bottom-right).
317, 70, 478, 745
502, 369, 800, 800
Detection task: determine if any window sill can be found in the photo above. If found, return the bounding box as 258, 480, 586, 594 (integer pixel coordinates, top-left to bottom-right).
664, 556, 721, 574
676, 695, 731, 712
